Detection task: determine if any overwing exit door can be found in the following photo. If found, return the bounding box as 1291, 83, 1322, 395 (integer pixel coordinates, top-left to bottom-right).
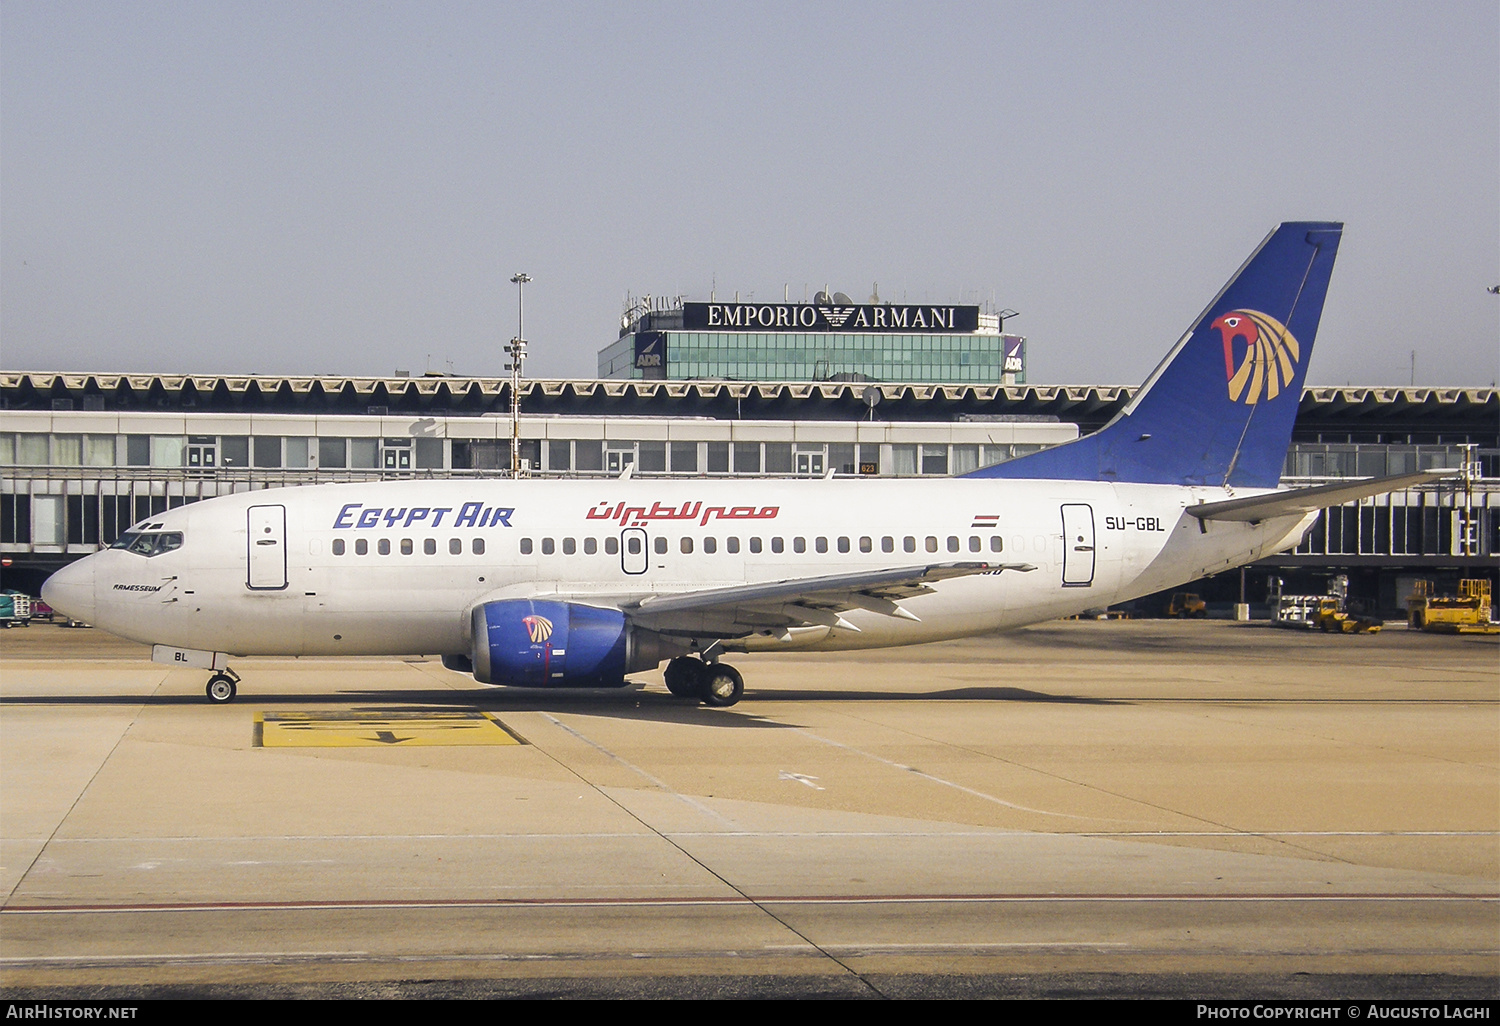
620, 528, 648, 575
1060, 503, 1095, 587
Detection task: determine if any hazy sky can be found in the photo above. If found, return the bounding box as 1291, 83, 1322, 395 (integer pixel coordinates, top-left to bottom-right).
3, 1, 1496, 387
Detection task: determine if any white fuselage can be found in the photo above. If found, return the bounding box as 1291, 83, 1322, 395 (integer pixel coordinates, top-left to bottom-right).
43, 476, 1315, 663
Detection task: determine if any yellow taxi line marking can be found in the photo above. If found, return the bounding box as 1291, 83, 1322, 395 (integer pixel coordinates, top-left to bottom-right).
255, 709, 524, 747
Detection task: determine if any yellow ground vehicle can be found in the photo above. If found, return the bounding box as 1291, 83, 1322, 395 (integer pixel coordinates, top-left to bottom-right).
1407, 580, 1498, 634
1166, 592, 1207, 618
1270, 575, 1381, 633
1313, 597, 1381, 633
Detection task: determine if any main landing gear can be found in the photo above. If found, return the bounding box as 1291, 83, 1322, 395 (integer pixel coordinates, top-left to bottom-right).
205, 668, 241, 704
663, 656, 744, 708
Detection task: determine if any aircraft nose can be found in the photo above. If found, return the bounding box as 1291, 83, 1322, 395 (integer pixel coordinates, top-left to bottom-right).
41, 557, 96, 623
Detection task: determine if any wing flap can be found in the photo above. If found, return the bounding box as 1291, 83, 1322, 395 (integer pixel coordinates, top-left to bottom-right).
627, 561, 1035, 635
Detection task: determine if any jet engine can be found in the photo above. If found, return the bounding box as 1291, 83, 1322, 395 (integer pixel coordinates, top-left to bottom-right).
458, 599, 681, 687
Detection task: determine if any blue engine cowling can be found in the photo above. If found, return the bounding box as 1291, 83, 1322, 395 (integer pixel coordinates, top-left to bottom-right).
466, 599, 679, 687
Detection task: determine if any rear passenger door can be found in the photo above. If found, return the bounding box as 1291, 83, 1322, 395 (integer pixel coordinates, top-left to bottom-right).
1060, 503, 1095, 587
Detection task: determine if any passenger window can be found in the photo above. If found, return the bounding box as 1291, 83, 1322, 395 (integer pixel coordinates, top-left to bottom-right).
947, 536, 959, 553
425, 538, 437, 555
968, 536, 980, 552
704, 537, 717, 554
793, 537, 806, 554
563, 537, 576, 555
816, 537, 829, 553
400, 538, 413, 555
653, 537, 667, 555
584, 537, 597, 555
332, 538, 346, 556
903, 536, 915, 553
355, 538, 368, 555
749, 537, 762, 554
606, 536, 620, 555
680, 537, 693, 554
472, 538, 485, 555
378, 538, 391, 555
771, 537, 784, 554
627, 536, 641, 555
859, 536, 871, 553
542, 538, 555, 555
926, 536, 939, 553
990, 536, 1004, 552
837, 537, 849, 553
727, 537, 740, 553
450, 538, 462, 555
882, 536, 894, 553
520, 538, 534, 554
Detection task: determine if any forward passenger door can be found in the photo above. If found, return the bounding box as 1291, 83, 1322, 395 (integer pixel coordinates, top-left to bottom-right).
247, 505, 288, 590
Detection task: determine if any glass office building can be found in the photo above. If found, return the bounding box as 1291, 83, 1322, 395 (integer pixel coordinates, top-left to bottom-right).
600, 298, 1025, 384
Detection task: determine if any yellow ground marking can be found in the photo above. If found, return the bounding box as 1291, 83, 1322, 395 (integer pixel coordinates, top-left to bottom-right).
255, 709, 525, 748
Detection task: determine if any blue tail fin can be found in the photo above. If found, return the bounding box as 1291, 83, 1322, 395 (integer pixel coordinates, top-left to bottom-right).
969, 222, 1342, 487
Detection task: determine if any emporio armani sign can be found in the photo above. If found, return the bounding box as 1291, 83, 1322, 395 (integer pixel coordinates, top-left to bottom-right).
681, 302, 980, 333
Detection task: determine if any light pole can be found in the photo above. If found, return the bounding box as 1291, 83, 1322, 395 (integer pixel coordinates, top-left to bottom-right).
510, 272, 532, 340
507, 273, 531, 479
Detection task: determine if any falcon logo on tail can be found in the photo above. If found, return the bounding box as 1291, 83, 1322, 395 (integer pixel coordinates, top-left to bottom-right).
1213, 309, 1300, 405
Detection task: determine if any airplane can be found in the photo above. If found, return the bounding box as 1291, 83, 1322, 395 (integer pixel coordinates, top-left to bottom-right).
41, 221, 1446, 707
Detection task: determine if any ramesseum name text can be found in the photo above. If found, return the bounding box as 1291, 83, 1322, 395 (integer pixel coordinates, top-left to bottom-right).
1199, 1010, 1491, 1020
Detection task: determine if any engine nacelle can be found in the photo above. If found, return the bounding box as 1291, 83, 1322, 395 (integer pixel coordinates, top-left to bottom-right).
467, 599, 682, 687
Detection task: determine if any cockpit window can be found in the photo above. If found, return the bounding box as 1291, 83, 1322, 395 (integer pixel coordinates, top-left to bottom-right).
110, 531, 184, 557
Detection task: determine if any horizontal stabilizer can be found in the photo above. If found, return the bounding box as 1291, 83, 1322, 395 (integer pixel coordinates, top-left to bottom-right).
1188, 470, 1454, 523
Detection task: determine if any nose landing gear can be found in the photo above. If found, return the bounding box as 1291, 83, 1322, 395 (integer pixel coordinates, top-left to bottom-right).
662, 656, 744, 707
205, 668, 241, 703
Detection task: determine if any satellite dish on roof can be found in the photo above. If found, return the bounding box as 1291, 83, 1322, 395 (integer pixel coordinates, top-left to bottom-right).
813, 290, 832, 305
833, 291, 853, 305
861, 386, 881, 408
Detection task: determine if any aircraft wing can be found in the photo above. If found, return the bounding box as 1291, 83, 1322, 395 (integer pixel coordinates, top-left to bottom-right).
1188, 470, 1455, 523
625, 561, 1035, 637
